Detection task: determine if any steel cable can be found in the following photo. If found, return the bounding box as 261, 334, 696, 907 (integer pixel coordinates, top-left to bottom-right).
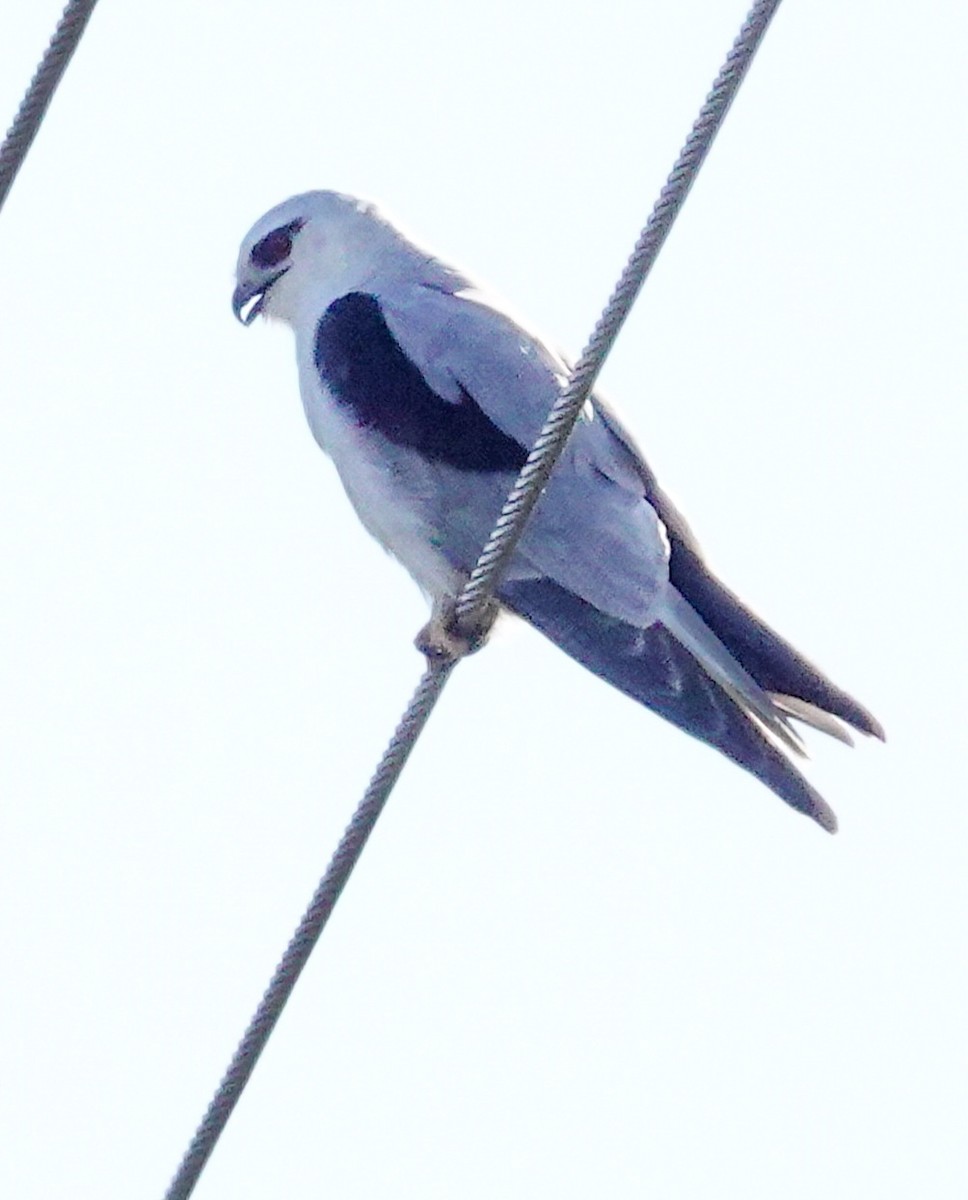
455, 0, 782, 630
0, 0, 100, 214
163, 2, 783, 1195
164, 663, 454, 1200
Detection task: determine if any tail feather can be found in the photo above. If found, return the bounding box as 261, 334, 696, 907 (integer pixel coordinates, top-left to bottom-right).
770, 694, 855, 746
655, 587, 806, 758
668, 540, 885, 740
500, 577, 841, 832
590, 397, 883, 742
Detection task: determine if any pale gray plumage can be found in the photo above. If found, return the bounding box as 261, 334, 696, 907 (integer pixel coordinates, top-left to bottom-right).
233, 190, 883, 832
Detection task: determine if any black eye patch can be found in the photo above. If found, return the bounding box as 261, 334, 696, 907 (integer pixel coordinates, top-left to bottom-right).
250, 219, 304, 270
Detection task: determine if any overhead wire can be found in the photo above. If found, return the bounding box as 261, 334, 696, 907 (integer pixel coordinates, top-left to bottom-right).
454, 0, 782, 632
163, 2, 785, 1196
0, 0, 100, 214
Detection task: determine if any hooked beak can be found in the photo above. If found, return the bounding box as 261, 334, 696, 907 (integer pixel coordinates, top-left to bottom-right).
232, 267, 288, 325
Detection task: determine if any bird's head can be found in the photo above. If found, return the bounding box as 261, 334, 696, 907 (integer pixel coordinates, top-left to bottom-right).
233, 190, 424, 328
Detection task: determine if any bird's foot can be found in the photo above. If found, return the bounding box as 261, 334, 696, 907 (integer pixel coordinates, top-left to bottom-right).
415, 596, 500, 666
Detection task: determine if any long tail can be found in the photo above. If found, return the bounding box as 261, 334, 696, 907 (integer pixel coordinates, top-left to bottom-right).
666, 538, 884, 740
500, 577, 880, 832
654, 586, 807, 758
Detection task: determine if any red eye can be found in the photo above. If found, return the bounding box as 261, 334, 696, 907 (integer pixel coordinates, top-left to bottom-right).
251, 220, 303, 269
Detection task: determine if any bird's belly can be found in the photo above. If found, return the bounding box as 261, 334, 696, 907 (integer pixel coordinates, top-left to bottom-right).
302, 388, 462, 598
342, 457, 462, 599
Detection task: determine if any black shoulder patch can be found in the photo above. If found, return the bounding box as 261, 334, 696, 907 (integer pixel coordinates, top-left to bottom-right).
313, 292, 527, 473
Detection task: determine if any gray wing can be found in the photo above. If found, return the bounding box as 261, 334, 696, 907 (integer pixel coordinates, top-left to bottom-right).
379, 283, 671, 626
380, 281, 884, 743
590, 401, 885, 739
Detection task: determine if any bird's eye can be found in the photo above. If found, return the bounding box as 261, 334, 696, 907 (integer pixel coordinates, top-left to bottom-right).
250, 219, 303, 270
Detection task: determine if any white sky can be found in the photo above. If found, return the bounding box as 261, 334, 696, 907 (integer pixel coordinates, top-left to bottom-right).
1, 2, 965, 1197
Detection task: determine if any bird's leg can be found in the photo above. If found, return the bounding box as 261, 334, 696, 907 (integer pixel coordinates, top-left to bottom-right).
415, 594, 500, 665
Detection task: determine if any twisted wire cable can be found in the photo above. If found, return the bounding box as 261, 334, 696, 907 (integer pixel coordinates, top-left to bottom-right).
163, 2, 783, 1195
0, 0, 100, 213
164, 663, 454, 1200
454, 0, 782, 630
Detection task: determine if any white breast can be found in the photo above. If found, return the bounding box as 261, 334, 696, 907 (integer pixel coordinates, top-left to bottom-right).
294, 336, 462, 601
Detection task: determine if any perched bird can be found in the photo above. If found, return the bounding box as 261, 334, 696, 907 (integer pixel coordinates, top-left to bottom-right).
233, 190, 882, 832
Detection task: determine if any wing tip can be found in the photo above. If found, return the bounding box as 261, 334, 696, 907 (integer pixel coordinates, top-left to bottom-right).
812, 799, 839, 834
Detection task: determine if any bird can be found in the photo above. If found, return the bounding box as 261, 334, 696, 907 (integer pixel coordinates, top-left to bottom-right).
232, 190, 883, 833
